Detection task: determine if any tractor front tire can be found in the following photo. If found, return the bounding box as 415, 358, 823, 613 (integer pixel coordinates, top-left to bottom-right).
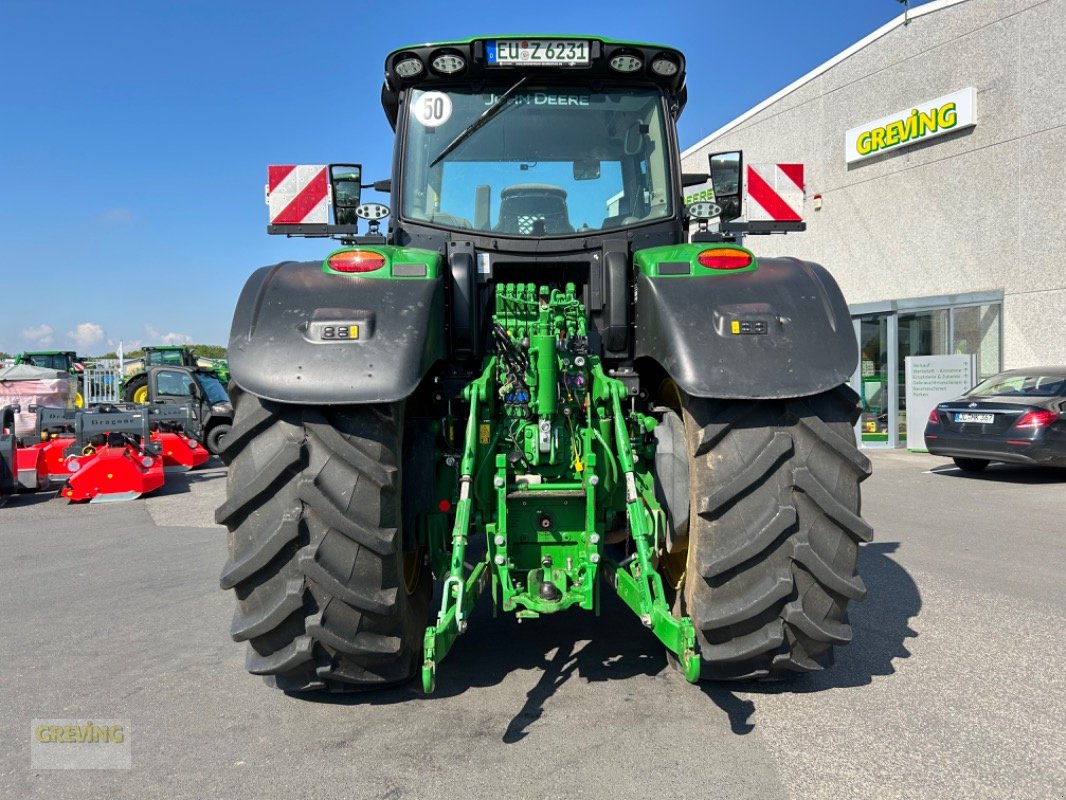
215, 388, 429, 692
673, 386, 873, 680
123, 376, 148, 404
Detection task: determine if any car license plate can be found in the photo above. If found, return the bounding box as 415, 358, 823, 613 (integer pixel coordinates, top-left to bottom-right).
955, 412, 994, 423
487, 40, 589, 66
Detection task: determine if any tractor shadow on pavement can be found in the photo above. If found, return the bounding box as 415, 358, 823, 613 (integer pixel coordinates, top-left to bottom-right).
295, 541, 920, 741
301, 587, 670, 718
700, 540, 921, 734
149, 464, 228, 497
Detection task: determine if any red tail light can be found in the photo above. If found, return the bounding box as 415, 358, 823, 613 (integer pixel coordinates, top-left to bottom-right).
927, 409, 940, 424
696, 248, 753, 270
327, 250, 386, 273
1013, 409, 1058, 429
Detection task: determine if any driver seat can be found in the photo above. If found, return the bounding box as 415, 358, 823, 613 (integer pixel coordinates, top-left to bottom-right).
496, 184, 573, 235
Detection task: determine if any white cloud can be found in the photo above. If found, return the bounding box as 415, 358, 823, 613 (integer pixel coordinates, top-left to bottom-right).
160, 331, 193, 345
22, 324, 54, 345
66, 322, 106, 349
145, 325, 192, 346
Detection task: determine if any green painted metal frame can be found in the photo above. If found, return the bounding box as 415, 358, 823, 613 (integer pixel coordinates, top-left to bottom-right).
421, 284, 700, 692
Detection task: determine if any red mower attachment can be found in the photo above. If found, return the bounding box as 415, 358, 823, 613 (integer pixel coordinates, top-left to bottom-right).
153, 430, 210, 472
6, 404, 207, 504
34, 405, 170, 503
61, 441, 165, 503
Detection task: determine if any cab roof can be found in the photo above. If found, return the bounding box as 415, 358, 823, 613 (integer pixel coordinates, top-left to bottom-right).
381, 35, 687, 128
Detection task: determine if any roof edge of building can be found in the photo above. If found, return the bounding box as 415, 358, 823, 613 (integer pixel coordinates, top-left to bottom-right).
681, 0, 972, 159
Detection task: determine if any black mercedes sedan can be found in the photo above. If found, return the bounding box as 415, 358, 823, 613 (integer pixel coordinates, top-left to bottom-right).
924, 367, 1066, 471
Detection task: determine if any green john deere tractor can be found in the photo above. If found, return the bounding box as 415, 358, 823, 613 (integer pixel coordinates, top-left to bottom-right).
14, 350, 85, 407
217, 36, 872, 694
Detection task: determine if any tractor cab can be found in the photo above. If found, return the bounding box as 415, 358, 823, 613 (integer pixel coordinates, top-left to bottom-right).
383, 38, 689, 250
375, 37, 739, 259
144, 346, 195, 367
15, 351, 80, 373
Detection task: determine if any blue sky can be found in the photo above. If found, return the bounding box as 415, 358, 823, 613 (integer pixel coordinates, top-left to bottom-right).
0, 0, 930, 355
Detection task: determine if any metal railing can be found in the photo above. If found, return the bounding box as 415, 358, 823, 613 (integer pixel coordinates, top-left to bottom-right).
82, 367, 122, 405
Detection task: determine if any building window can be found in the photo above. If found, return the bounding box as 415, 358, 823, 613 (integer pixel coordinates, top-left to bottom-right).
858, 314, 890, 444
951, 303, 1001, 381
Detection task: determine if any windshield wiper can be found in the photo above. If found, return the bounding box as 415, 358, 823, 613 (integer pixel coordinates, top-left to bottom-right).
429, 76, 530, 168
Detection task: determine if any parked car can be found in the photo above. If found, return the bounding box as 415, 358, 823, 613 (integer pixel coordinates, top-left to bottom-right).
924, 367, 1066, 471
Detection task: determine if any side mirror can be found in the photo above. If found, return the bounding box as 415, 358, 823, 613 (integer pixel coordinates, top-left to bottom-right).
330, 164, 362, 225
708, 151, 743, 221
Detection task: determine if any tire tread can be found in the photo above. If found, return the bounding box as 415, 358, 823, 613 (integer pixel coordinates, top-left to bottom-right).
218, 392, 428, 692
680, 385, 872, 680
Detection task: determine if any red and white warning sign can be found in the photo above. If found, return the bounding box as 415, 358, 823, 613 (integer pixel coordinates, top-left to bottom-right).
745, 163, 804, 223
267, 165, 328, 225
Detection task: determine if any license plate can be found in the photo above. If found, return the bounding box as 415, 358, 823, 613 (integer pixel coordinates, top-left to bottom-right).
487, 39, 589, 66
955, 412, 994, 423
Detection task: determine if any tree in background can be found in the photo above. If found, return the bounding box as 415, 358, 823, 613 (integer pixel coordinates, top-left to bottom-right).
93, 344, 228, 360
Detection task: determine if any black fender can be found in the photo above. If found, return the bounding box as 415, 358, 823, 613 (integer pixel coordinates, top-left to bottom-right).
227, 261, 446, 404
635, 257, 857, 399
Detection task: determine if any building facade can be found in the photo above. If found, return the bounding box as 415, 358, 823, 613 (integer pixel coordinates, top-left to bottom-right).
682, 0, 1065, 446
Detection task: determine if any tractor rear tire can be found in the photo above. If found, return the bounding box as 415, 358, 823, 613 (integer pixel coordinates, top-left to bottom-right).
672, 385, 873, 680
215, 388, 430, 692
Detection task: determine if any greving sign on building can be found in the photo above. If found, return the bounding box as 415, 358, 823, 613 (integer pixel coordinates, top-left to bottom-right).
845, 88, 977, 164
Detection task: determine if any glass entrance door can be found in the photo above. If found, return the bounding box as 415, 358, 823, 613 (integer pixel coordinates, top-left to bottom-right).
896, 309, 949, 444
851, 298, 1001, 449
857, 313, 892, 445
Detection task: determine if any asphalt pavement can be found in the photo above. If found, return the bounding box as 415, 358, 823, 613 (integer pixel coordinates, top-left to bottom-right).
1, 451, 1063, 800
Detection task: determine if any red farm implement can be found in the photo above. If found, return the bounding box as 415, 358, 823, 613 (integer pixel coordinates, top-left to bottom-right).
1, 403, 208, 504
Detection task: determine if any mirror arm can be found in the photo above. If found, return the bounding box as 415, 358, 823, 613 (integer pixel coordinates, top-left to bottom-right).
681, 172, 710, 187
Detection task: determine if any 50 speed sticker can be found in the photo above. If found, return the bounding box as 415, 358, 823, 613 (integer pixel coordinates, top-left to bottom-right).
415, 91, 452, 127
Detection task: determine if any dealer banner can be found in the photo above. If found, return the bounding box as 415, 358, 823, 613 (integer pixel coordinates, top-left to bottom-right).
845, 87, 976, 164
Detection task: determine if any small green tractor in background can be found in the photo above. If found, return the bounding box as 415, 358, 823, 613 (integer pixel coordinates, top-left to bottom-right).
217, 36, 872, 694
13, 350, 85, 407
122, 345, 230, 404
